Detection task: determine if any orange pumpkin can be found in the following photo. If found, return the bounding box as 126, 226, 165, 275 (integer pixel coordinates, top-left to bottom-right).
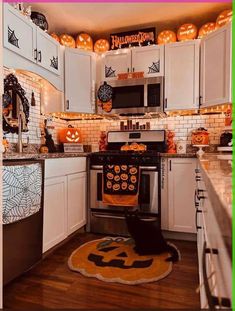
192, 128, 209, 145
59, 34, 76, 48
177, 23, 198, 41
50, 32, 60, 42
59, 127, 82, 143
102, 100, 112, 113
94, 39, 110, 53
198, 22, 217, 39
157, 30, 177, 45
216, 9, 232, 28
76, 33, 93, 51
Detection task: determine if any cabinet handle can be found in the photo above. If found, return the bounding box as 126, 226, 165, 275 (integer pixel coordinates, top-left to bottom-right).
194, 190, 200, 208
199, 95, 203, 107
34, 49, 37, 61
132, 67, 135, 72
66, 100, 69, 110
169, 160, 171, 171
127, 68, 130, 73
195, 209, 202, 230
38, 51, 42, 62
202, 243, 230, 309
165, 98, 167, 109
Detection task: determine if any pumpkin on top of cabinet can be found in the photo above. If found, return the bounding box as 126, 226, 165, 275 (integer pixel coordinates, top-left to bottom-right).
216, 9, 232, 28
50, 32, 60, 42
94, 39, 110, 53
192, 128, 209, 145
59, 126, 82, 143
76, 33, 93, 51
198, 22, 217, 38
157, 30, 177, 45
177, 23, 197, 41
60, 34, 76, 48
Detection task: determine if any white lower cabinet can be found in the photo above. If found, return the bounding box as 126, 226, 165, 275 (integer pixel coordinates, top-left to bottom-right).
43, 176, 67, 253
168, 158, 196, 233
67, 172, 87, 235
43, 158, 87, 253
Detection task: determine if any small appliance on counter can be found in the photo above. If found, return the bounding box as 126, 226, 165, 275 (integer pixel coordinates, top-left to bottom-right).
218, 130, 232, 152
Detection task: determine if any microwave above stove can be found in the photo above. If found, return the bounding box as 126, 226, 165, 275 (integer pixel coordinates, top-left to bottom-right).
98, 77, 164, 116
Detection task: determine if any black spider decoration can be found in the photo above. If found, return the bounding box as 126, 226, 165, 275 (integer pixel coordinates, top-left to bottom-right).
8, 26, 19, 48
148, 61, 160, 74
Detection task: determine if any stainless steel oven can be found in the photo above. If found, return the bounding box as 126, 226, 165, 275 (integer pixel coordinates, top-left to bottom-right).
89, 165, 159, 235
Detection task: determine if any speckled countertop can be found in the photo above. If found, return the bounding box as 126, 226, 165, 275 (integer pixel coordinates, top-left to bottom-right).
160, 153, 196, 158
197, 153, 232, 257
3, 152, 90, 161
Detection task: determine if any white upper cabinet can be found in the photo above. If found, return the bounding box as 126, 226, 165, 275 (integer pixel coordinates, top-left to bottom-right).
3, 3, 36, 63
102, 49, 131, 81
3, 3, 61, 76
131, 45, 164, 77
164, 40, 200, 111
200, 23, 231, 107
65, 48, 95, 113
36, 27, 61, 75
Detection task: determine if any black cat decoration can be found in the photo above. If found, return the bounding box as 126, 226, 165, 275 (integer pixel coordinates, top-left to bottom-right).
125, 210, 180, 262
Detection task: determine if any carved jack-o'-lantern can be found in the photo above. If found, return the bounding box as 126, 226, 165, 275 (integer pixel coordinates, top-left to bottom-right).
102, 100, 112, 113
177, 23, 198, 41
94, 39, 110, 53
59, 34, 76, 48
50, 32, 60, 42
216, 9, 232, 28
192, 128, 209, 145
68, 237, 172, 284
157, 30, 177, 45
76, 33, 93, 51
59, 127, 82, 143
198, 23, 217, 39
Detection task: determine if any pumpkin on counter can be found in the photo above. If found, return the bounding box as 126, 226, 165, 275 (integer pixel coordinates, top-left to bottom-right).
192, 128, 209, 145
59, 126, 82, 143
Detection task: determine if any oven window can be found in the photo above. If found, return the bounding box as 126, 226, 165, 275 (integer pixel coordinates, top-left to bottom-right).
97, 173, 103, 201
139, 174, 150, 204
147, 83, 161, 107
112, 85, 144, 109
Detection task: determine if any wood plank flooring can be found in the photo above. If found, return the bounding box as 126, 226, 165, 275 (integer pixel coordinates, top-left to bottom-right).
4, 233, 200, 309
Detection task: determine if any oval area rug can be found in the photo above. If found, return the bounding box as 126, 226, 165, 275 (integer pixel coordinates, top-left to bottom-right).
68, 237, 175, 285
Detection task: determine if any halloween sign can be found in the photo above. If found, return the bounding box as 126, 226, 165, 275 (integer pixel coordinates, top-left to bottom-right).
59, 126, 82, 143
110, 28, 155, 50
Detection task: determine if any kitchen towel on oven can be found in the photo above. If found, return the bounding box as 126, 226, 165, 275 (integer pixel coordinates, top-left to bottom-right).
103, 164, 139, 206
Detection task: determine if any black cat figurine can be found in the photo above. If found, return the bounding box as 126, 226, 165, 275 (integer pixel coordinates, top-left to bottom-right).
125, 210, 180, 262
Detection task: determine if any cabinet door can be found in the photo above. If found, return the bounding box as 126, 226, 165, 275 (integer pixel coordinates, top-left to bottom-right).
131, 45, 164, 77
102, 49, 131, 81
168, 158, 196, 233
43, 176, 67, 253
67, 172, 87, 235
3, 3, 36, 63
200, 23, 231, 107
65, 48, 94, 113
36, 27, 61, 75
165, 40, 200, 111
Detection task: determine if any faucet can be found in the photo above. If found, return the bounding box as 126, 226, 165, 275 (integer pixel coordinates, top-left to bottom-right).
16, 110, 23, 153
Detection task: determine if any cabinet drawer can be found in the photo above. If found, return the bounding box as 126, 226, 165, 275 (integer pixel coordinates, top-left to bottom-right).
45, 157, 86, 178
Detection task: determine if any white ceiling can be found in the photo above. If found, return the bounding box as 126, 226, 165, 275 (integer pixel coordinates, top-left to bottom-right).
28, 2, 231, 39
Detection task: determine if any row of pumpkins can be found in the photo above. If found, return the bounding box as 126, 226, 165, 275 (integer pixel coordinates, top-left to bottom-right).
50, 9, 232, 53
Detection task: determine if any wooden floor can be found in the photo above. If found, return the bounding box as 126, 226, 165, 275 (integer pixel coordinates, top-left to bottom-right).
4, 233, 200, 310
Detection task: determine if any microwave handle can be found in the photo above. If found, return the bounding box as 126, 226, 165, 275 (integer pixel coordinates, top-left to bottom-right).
127, 67, 130, 73
165, 98, 168, 109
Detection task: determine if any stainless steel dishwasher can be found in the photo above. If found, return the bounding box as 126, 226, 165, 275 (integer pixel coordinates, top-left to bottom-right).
3, 159, 44, 285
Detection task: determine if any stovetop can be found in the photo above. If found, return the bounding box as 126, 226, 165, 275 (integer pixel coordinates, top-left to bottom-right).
90, 150, 161, 166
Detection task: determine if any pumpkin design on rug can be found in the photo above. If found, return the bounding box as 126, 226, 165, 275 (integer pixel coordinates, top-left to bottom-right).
68, 237, 175, 285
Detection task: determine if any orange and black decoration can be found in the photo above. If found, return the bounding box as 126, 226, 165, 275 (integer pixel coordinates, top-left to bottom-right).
97, 82, 113, 113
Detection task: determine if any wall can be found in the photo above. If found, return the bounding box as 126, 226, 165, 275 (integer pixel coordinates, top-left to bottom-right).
3, 69, 67, 147
70, 114, 225, 148
3, 70, 225, 150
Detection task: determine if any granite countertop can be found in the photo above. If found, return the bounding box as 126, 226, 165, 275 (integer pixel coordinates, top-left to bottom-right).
197, 153, 232, 257
3, 152, 91, 161
160, 153, 196, 158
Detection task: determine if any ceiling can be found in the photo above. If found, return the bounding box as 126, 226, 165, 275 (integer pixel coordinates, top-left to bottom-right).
28, 2, 232, 39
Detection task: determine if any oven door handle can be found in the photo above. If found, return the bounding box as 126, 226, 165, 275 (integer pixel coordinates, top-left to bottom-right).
92, 213, 125, 220
140, 166, 158, 171
90, 165, 103, 170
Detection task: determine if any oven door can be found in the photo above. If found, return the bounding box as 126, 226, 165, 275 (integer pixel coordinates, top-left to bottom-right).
89, 165, 159, 214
